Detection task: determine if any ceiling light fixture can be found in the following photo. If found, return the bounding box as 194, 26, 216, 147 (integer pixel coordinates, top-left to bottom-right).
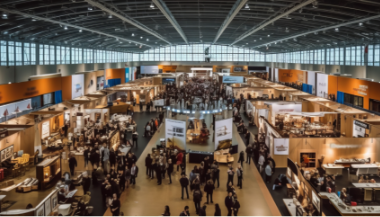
150, 3, 155, 9
147, 38, 149, 41
132, 33, 135, 36
108, 14, 113, 19
64, 26, 68, 30
335, 27, 339, 32
2, 13, 7, 19
245, 3, 250, 10
32, 18, 37, 21
88, 6, 93, 11
79, 29, 82, 33
140, 36, 143, 39
359, 22, 363, 26
268, 35, 270, 37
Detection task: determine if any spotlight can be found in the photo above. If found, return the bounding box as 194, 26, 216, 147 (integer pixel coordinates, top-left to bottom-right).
359, 22, 363, 26
32, 18, 37, 21
79, 29, 82, 33
150, 3, 155, 8
64, 26, 68, 30
244, 4, 250, 10
335, 28, 339, 32
132, 33, 134, 36
88, 6, 93, 11
108, 14, 113, 19
268, 35, 270, 37
140, 36, 143, 39
2, 13, 7, 19
147, 38, 149, 41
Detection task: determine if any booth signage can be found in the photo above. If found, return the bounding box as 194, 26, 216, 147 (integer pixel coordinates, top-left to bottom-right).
353, 120, 369, 138
215, 118, 233, 150
273, 138, 289, 155
165, 119, 186, 151
222, 76, 244, 84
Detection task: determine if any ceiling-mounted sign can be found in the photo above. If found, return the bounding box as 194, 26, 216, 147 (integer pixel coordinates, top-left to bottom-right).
353, 120, 369, 138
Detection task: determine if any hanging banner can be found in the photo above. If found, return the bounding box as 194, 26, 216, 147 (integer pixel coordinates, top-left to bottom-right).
97, 76, 105, 90
215, 118, 233, 150
222, 76, 244, 83
274, 138, 289, 155
165, 119, 186, 151
125, 68, 130, 83
71, 74, 84, 99
353, 120, 369, 138
141, 66, 160, 74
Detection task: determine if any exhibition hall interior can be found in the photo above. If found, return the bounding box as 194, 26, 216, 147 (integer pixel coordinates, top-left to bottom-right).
0, 0, 380, 216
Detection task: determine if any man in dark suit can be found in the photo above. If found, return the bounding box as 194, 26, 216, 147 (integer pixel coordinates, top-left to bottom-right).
180, 173, 189, 199
225, 192, 234, 216
130, 163, 138, 185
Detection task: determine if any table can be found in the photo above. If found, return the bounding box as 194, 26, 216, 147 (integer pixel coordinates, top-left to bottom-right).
283, 199, 296, 216
322, 164, 344, 175
319, 192, 380, 216
353, 183, 380, 188
335, 159, 369, 164
351, 164, 379, 175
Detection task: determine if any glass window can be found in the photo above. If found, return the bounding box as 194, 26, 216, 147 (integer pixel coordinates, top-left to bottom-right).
8, 41, 15, 66
375, 45, 380, 66
1, 40, 6, 66
24, 43, 31, 65
15, 42, 22, 66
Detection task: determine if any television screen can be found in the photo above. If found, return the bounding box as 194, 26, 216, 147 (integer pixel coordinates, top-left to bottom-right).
162, 78, 176, 84
141, 66, 159, 74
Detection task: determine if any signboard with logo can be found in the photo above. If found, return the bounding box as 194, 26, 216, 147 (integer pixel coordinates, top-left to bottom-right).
141, 66, 160, 74
316, 73, 328, 98
274, 138, 289, 155
222, 76, 244, 84
215, 118, 233, 150
165, 119, 186, 151
71, 74, 84, 99
353, 120, 370, 138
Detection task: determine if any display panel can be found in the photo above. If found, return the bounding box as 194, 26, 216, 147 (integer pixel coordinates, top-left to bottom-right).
71, 74, 84, 99
43, 93, 53, 106
312, 190, 321, 213
353, 120, 369, 138
222, 76, 244, 83
307, 71, 316, 94
97, 76, 105, 90
273, 138, 289, 155
42, 121, 50, 139
248, 66, 267, 71
141, 66, 160, 74
165, 119, 186, 151
162, 78, 176, 85
215, 118, 233, 150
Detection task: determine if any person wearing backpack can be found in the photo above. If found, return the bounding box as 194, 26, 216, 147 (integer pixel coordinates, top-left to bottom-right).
193, 188, 203, 214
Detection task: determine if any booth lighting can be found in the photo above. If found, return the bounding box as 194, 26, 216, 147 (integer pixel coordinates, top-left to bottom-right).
330, 144, 362, 149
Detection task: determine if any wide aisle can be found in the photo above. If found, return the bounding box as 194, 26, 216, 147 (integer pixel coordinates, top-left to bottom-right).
116, 123, 280, 216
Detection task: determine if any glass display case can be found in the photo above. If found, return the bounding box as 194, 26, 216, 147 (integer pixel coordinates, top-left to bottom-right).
36, 156, 61, 190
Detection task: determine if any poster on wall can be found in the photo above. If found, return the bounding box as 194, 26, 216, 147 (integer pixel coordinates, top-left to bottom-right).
97, 76, 105, 90
271, 103, 302, 123
71, 74, 84, 99
225, 86, 233, 96
316, 73, 328, 98
153, 99, 165, 107
141, 66, 159, 74
273, 138, 289, 155
353, 120, 369, 138
312, 190, 321, 213
1, 145, 13, 162
222, 76, 244, 83
215, 118, 233, 150
42, 121, 50, 139
307, 71, 316, 94
165, 119, 186, 151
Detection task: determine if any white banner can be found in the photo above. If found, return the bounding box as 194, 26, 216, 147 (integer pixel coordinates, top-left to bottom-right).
307, 71, 316, 94
141, 66, 159, 74
275, 68, 279, 82
271, 103, 302, 124
153, 99, 165, 107
226, 86, 232, 97
215, 118, 233, 150
0, 103, 16, 117
72, 74, 84, 99
16, 99, 32, 112
274, 138, 289, 155
316, 73, 328, 98
165, 119, 186, 152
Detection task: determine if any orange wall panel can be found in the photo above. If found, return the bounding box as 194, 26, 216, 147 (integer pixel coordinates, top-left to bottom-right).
0, 77, 62, 105
162, 65, 177, 73
327, 75, 338, 98
61, 76, 72, 101
106, 68, 125, 84
337, 76, 370, 109
278, 69, 305, 83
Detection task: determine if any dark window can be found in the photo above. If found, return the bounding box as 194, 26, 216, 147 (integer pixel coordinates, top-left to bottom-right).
343, 93, 363, 108
370, 99, 380, 113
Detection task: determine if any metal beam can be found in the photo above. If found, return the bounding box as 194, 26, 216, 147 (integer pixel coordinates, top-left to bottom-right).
213, 0, 248, 44
230, 0, 316, 46
152, 0, 188, 44
252, 14, 380, 48
0, 7, 152, 47
84, 0, 171, 45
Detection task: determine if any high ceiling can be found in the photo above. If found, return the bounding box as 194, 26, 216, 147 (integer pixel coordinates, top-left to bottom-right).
0, 0, 379, 53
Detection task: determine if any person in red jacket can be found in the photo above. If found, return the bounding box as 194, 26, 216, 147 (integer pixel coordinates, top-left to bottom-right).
176, 151, 184, 171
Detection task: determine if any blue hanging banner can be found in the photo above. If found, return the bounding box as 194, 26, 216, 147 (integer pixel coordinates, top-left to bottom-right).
125, 68, 130, 83
337, 91, 344, 104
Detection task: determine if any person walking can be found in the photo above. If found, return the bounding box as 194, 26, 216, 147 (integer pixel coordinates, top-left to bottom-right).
245, 144, 253, 165
213, 165, 220, 188
68, 153, 77, 176
101, 144, 110, 174
225, 192, 234, 216
109, 148, 116, 169
163, 205, 170, 216
236, 166, 243, 189
179, 206, 190, 216
232, 195, 240, 216
110, 193, 120, 216
167, 159, 174, 184
238, 151, 244, 168
265, 161, 273, 183
204, 180, 215, 204
130, 163, 139, 186
180, 173, 190, 199
227, 166, 235, 186
132, 129, 138, 147
82, 172, 91, 194
214, 203, 222, 216
267, 154, 276, 173
145, 154, 152, 176
193, 188, 203, 214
